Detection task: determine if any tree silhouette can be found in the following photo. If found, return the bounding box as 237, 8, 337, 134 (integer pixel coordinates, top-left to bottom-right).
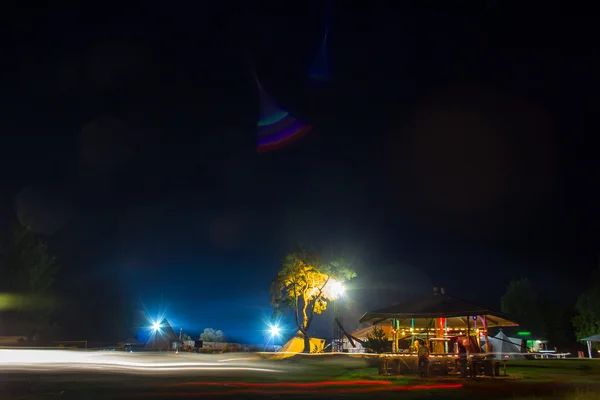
0, 225, 60, 340
572, 267, 600, 347
501, 277, 546, 338
365, 327, 388, 353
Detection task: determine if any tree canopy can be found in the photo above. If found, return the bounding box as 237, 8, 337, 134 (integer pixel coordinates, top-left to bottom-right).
500, 277, 546, 338
0, 224, 61, 340
200, 328, 225, 342
572, 267, 600, 346
0, 225, 60, 295
365, 327, 388, 354
269, 243, 357, 352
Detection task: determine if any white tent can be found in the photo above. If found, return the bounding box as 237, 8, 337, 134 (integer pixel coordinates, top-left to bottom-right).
581, 333, 600, 359
488, 331, 524, 359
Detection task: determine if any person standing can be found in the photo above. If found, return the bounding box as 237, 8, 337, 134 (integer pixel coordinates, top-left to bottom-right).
457, 338, 468, 377
418, 340, 429, 377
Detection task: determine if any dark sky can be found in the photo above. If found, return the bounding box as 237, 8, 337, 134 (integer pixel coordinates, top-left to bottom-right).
1, 1, 598, 343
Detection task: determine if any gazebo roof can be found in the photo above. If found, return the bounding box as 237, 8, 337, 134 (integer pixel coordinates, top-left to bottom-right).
581, 333, 600, 342
359, 288, 518, 328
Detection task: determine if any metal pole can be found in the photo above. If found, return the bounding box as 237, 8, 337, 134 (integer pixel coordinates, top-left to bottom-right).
391, 319, 396, 353
426, 318, 429, 349
482, 316, 489, 355
466, 315, 470, 355
333, 302, 338, 352
444, 318, 448, 353
333, 300, 344, 352
394, 319, 399, 353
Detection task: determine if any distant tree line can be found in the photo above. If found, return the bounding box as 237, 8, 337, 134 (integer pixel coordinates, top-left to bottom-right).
0, 224, 60, 341
500, 265, 600, 350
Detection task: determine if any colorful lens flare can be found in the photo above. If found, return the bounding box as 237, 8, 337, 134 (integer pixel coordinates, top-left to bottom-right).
256, 84, 311, 153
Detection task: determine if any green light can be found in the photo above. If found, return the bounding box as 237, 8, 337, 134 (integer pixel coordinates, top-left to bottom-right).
517, 331, 531, 336
258, 111, 289, 127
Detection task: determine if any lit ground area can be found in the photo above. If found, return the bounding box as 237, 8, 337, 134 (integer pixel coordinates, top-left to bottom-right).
1, 350, 599, 399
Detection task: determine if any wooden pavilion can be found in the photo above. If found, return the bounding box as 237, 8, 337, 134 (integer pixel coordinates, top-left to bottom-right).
359, 287, 519, 377
359, 287, 518, 355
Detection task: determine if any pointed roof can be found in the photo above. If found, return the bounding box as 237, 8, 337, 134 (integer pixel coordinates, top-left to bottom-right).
488, 330, 522, 354
359, 288, 518, 328
581, 333, 600, 342
145, 318, 178, 349
157, 318, 178, 339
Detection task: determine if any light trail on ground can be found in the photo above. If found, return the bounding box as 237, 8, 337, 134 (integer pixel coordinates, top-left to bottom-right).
0, 349, 283, 375
168, 380, 394, 388
142, 383, 464, 397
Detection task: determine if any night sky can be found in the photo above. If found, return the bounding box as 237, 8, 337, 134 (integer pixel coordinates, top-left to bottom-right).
1, 1, 598, 344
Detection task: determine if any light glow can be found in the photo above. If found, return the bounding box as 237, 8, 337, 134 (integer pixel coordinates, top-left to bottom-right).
324, 279, 345, 300
0, 349, 282, 375
269, 325, 280, 337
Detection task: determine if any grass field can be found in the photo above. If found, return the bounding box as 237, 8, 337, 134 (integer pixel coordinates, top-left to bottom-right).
251, 355, 600, 399
1, 353, 599, 399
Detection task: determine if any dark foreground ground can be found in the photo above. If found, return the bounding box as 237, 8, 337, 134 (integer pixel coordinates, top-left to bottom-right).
1, 351, 599, 399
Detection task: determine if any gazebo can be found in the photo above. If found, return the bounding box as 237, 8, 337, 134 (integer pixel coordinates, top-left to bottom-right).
581, 334, 600, 359
359, 287, 519, 354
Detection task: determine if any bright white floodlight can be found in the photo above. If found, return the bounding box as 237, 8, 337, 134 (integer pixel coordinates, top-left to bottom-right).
152, 322, 161, 331
269, 325, 280, 336
327, 279, 346, 299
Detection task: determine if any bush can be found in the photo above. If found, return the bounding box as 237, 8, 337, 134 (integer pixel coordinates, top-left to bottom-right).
365, 327, 388, 354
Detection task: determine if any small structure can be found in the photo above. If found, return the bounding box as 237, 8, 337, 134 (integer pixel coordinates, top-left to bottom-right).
504, 330, 548, 353
0, 336, 27, 345
272, 331, 325, 359
145, 318, 179, 350
487, 331, 525, 359
581, 333, 600, 359
360, 287, 518, 354
118, 337, 144, 352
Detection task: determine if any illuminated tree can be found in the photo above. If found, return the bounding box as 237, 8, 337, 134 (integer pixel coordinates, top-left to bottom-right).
269, 244, 357, 353
200, 328, 225, 342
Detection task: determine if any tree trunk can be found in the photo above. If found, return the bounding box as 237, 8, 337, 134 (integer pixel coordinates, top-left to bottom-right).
303, 333, 311, 353
301, 294, 311, 353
